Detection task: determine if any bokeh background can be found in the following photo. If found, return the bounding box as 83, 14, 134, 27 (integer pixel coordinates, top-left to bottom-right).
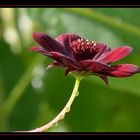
0, 8, 140, 132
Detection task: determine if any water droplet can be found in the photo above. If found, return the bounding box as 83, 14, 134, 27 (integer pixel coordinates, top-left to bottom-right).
54, 122, 58, 127
66, 106, 70, 112
76, 91, 79, 96
60, 114, 65, 120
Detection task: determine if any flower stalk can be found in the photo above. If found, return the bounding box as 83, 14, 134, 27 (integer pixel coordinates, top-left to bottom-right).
28, 76, 82, 132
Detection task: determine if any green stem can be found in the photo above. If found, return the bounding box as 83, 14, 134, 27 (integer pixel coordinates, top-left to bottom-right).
59, 8, 140, 38
28, 76, 82, 132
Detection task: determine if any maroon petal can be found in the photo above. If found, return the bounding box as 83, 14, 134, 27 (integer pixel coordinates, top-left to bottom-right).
50, 51, 80, 70
97, 46, 132, 64
96, 74, 109, 85
79, 60, 113, 72
93, 43, 111, 60
106, 64, 140, 77
55, 33, 80, 57
33, 32, 66, 54
31, 46, 52, 57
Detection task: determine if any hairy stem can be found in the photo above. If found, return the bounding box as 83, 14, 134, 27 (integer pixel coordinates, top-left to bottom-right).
28, 76, 82, 132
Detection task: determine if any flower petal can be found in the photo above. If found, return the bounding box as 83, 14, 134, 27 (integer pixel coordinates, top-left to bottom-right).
55, 33, 80, 57
33, 32, 66, 54
31, 46, 51, 57
31, 46, 80, 70
105, 64, 140, 77
50, 51, 80, 70
79, 60, 113, 72
93, 43, 111, 60
96, 74, 109, 85
97, 46, 132, 64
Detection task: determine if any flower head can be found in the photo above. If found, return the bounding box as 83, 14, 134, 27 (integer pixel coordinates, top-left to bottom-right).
31, 32, 140, 85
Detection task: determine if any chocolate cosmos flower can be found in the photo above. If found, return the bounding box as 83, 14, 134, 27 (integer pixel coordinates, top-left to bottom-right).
31, 32, 140, 85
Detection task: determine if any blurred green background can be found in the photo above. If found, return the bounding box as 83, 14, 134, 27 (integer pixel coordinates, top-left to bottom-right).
0, 8, 140, 132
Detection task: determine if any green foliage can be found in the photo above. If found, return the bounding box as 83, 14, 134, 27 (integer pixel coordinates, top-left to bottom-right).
0, 8, 140, 132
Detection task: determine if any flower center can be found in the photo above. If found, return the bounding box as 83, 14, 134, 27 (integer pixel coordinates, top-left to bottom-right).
71, 38, 98, 61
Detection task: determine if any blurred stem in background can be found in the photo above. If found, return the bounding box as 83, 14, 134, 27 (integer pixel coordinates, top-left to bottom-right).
0, 8, 20, 130
0, 8, 46, 130
3, 55, 45, 117
59, 8, 140, 38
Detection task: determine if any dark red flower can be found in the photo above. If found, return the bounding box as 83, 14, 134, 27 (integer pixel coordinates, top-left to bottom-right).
31, 32, 140, 85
